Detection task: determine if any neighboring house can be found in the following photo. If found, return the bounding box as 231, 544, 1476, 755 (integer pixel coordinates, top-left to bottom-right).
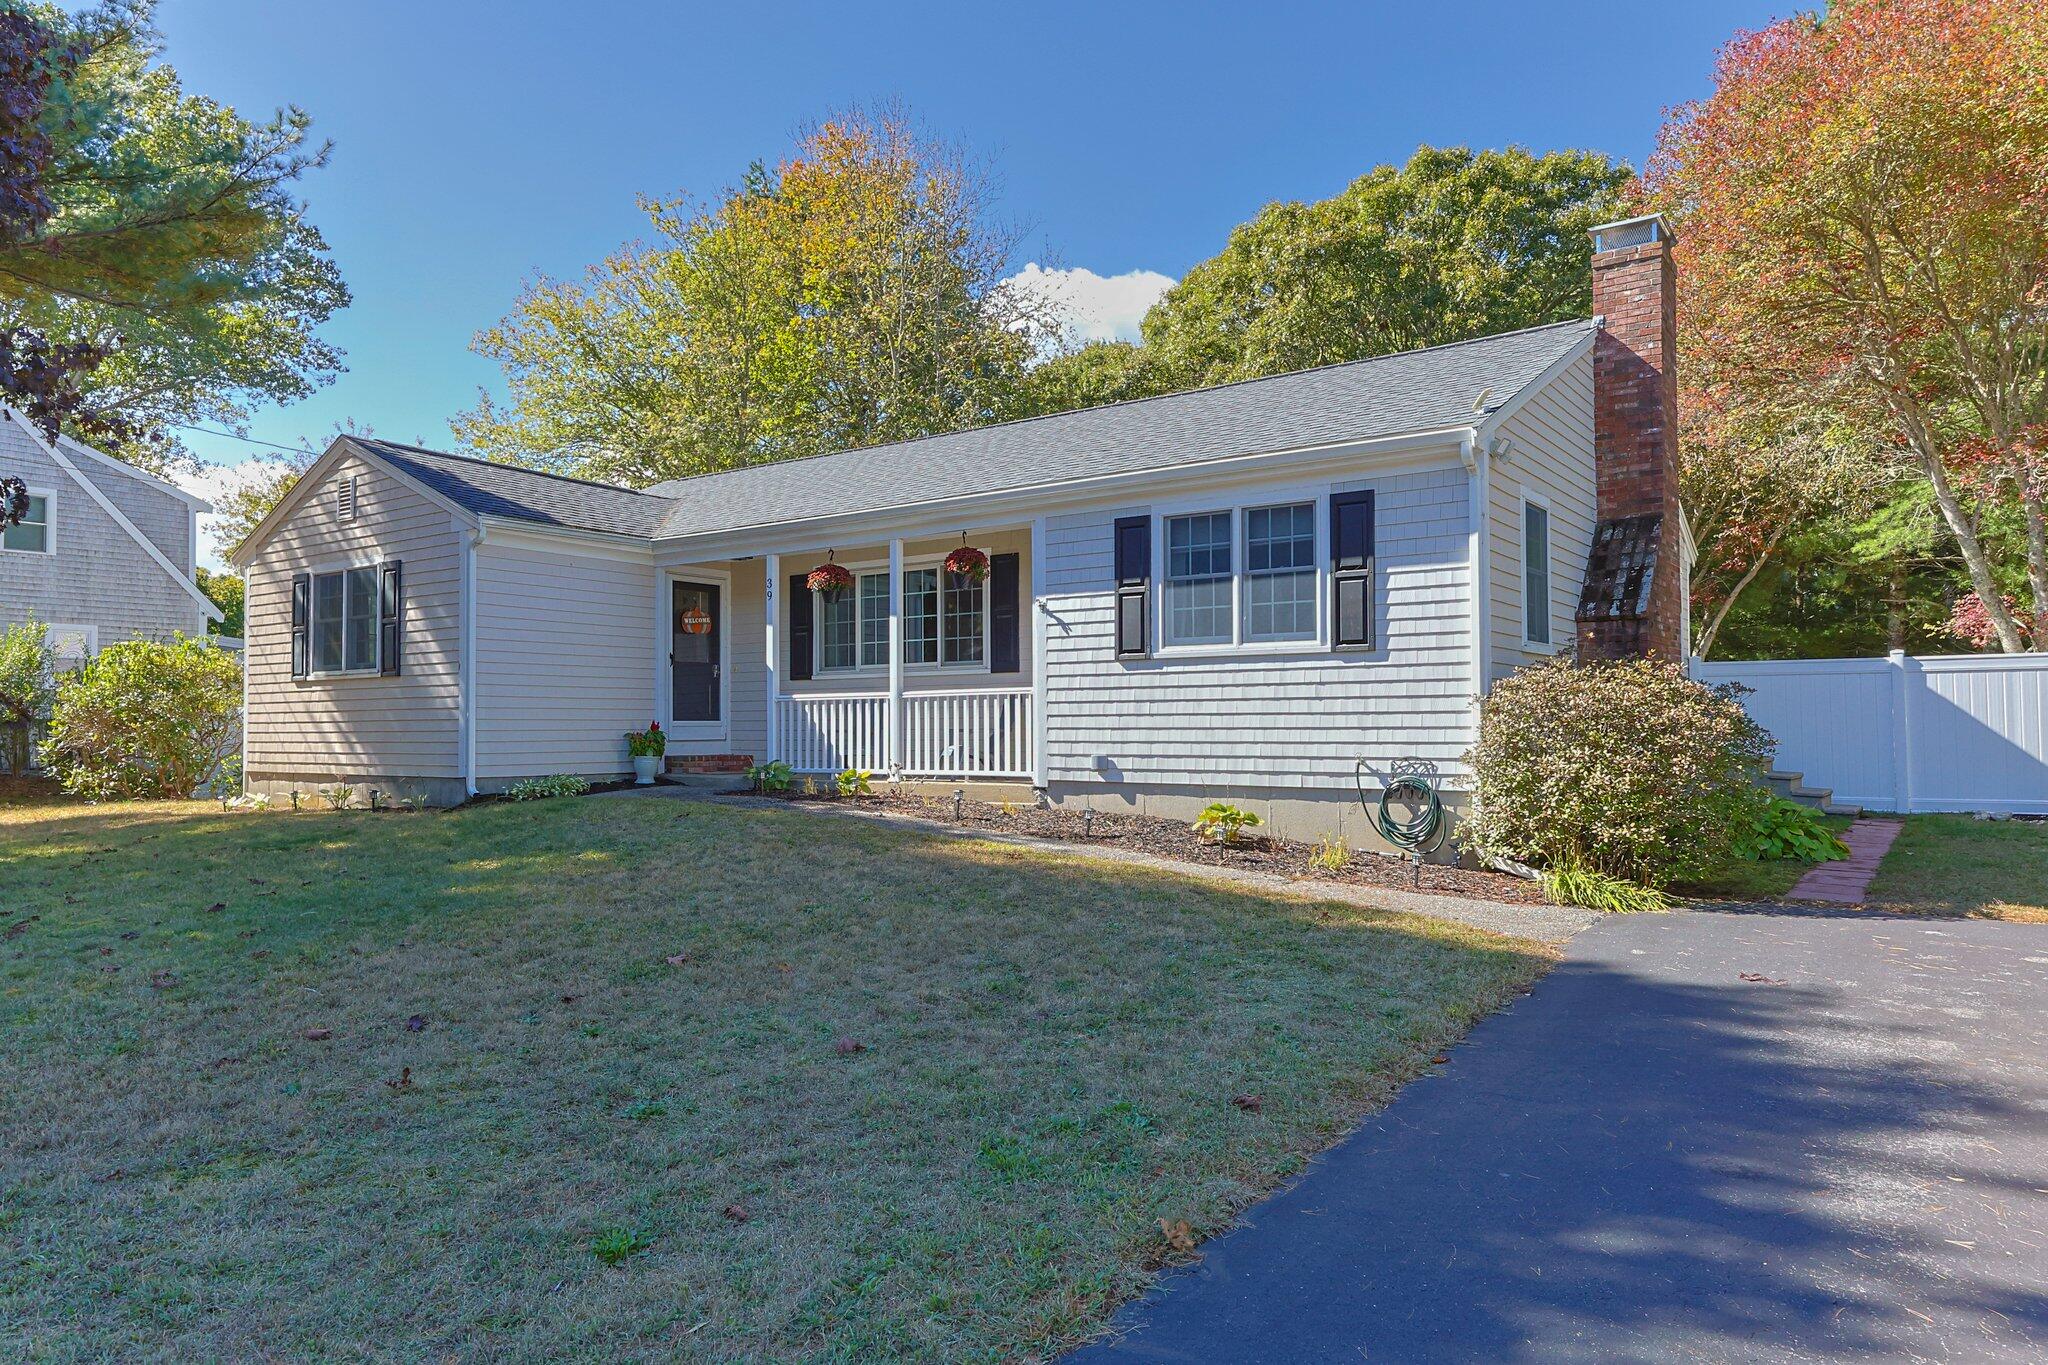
0, 407, 221, 668
230, 217, 1691, 847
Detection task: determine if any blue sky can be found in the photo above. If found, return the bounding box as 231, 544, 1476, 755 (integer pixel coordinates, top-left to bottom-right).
155, 0, 1790, 561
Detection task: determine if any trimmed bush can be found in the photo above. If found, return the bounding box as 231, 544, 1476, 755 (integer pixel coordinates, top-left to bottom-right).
44, 635, 240, 800
0, 616, 57, 776
1462, 658, 1773, 887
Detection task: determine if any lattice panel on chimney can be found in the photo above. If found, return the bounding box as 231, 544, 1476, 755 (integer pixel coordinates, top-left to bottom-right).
1576, 513, 1662, 622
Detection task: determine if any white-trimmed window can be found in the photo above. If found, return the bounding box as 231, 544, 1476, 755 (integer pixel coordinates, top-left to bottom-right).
1522, 497, 1552, 647
2, 492, 50, 553
310, 565, 381, 674
1164, 511, 1233, 646
816, 563, 986, 672
1159, 498, 1322, 651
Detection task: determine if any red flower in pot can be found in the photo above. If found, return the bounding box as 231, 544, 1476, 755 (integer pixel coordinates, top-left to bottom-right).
943, 544, 989, 583
807, 560, 854, 594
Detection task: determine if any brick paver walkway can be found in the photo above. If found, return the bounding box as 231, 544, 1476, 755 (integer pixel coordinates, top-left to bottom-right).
1788, 817, 1903, 903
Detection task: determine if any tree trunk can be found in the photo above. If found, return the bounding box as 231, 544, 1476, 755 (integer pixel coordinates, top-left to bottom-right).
1917, 447, 2030, 652
1887, 561, 1908, 652
2022, 479, 2048, 650
1693, 529, 1782, 661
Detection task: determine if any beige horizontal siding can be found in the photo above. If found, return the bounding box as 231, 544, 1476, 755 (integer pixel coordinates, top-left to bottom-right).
473, 539, 656, 782
1489, 353, 1595, 682
243, 453, 464, 781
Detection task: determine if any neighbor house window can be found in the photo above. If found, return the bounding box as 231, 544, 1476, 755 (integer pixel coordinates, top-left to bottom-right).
1164, 512, 1233, 646
310, 566, 381, 674
818, 564, 985, 671
1523, 498, 1552, 646
1243, 502, 1316, 642
2, 494, 48, 553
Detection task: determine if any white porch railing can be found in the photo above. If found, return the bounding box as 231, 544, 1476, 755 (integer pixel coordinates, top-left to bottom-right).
773, 688, 1034, 779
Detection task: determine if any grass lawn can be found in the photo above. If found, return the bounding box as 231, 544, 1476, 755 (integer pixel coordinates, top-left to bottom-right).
1865, 814, 2048, 921
0, 792, 1548, 1362
1670, 813, 1857, 904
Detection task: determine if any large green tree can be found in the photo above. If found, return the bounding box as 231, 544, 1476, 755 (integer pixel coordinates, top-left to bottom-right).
0, 1, 347, 474
457, 108, 1054, 485
1017, 145, 1631, 417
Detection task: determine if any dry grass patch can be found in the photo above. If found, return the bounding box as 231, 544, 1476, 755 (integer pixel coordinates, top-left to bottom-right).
0, 795, 1548, 1361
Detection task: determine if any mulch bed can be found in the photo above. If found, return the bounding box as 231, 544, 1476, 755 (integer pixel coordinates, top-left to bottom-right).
723, 785, 1546, 905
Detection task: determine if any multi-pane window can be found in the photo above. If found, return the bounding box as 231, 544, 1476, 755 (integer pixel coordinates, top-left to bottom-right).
1164, 512, 1233, 646
1243, 502, 1316, 642
310, 567, 380, 674
2, 494, 48, 552
1523, 500, 1552, 646
817, 565, 985, 670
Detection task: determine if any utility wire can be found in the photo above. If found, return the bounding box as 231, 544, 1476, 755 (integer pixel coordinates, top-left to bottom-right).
168, 422, 308, 456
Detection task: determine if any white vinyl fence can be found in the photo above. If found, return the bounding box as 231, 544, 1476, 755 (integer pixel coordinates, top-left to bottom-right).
1694, 651, 2048, 814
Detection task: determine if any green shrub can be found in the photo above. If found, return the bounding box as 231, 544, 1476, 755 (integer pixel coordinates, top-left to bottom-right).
1734, 798, 1850, 862
1542, 859, 1675, 913
44, 635, 240, 800
835, 768, 874, 798
1192, 802, 1262, 845
747, 760, 794, 793
505, 774, 590, 801
0, 616, 56, 776
1462, 658, 1774, 888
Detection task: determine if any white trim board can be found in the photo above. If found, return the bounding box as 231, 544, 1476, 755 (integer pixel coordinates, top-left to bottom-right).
4, 408, 223, 622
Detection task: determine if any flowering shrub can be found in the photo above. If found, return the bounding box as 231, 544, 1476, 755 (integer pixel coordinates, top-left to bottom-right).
1461, 658, 1774, 887
806, 562, 853, 594
943, 545, 989, 583
625, 721, 666, 758
44, 636, 240, 800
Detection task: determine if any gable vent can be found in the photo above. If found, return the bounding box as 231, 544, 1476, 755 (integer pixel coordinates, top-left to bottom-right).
336, 475, 359, 521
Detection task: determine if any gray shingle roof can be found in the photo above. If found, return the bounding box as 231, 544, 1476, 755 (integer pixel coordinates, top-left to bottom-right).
352, 439, 675, 538
354, 319, 1592, 543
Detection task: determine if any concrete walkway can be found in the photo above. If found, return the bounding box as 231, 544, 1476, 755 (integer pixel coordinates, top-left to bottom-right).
1790, 817, 1904, 904
1068, 907, 2048, 1363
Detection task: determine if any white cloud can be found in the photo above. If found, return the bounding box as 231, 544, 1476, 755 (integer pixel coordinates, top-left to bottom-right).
1006, 262, 1175, 349
174, 458, 300, 572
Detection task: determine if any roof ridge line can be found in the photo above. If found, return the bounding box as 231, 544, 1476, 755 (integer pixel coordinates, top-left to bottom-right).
356, 438, 675, 500
643, 318, 1595, 494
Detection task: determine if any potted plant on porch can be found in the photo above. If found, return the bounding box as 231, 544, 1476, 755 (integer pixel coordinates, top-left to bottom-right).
625, 721, 666, 785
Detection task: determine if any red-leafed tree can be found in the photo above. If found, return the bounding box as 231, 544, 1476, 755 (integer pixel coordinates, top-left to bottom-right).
1646, 0, 2048, 652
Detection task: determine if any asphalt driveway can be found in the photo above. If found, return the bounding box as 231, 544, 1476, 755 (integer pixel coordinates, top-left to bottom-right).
1072, 908, 2048, 1363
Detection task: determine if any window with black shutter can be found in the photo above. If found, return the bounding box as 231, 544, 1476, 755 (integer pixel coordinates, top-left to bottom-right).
378, 560, 403, 676
290, 572, 310, 679
1330, 490, 1376, 649
988, 553, 1021, 673
786, 574, 815, 681
1113, 515, 1150, 658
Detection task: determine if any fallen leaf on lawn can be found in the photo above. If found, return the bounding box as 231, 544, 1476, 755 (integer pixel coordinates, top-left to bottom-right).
559, 994, 579, 1004
665, 953, 692, 966
1158, 1219, 1198, 1255
833, 1036, 866, 1056
1432, 1055, 1450, 1065
386, 1066, 413, 1092
118, 930, 137, 941
204, 902, 225, 914
1231, 1094, 1263, 1113
303, 1027, 333, 1042
149, 970, 178, 990
1739, 972, 1787, 985
722, 1204, 749, 1224
250, 950, 270, 960
404, 1014, 427, 1032
5, 916, 42, 939
774, 963, 794, 975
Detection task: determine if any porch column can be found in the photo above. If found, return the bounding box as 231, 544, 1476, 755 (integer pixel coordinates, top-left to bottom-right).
887, 537, 904, 778
763, 554, 779, 764
1030, 517, 1048, 789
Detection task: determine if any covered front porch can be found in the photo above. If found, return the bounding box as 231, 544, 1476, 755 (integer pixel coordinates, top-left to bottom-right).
656, 523, 1041, 782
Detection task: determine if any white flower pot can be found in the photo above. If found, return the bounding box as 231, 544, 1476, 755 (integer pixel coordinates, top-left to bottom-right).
632, 754, 660, 785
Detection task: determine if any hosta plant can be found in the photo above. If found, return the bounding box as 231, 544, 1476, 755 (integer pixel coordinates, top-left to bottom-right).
1192, 802, 1262, 845
1734, 798, 1850, 863
748, 760, 794, 794
505, 774, 590, 801
835, 768, 874, 798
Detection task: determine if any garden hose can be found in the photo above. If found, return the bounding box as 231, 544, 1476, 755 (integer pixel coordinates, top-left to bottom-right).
1358, 761, 1447, 857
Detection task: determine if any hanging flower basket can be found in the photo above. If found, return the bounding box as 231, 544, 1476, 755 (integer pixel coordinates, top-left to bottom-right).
943, 545, 990, 583
807, 561, 854, 594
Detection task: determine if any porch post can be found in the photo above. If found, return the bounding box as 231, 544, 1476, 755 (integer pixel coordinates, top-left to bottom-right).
763, 554, 779, 764
887, 537, 904, 778
1030, 517, 1048, 789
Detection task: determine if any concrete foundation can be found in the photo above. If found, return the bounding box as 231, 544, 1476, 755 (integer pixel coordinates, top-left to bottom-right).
1041, 780, 1468, 862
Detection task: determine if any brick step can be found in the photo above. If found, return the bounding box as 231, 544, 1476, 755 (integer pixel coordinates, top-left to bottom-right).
666, 754, 755, 775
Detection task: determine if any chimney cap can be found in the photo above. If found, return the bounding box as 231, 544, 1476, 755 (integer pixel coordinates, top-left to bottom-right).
1590, 212, 1675, 254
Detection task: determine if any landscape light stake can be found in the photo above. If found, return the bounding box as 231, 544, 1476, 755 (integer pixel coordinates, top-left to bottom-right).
368, 788, 382, 812
1083, 809, 1095, 839
952, 788, 965, 822
289, 786, 301, 812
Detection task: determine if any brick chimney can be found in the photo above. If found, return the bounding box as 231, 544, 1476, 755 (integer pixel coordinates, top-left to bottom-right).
1576, 214, 1686, 661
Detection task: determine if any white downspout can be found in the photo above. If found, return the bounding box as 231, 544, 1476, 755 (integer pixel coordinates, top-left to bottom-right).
1464, 429, 1491, 743
461, 524, 485, 797
886, 538, 904, 779
763, 554, 780, 765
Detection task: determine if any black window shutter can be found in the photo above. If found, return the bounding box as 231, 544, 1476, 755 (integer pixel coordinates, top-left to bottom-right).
1112, 515, 1150, 658
1331, 491, 1376, 649
378, 560, 403, 676
989, 552, 1021, 674
290, 573, 310, 679
786, 574, 814, 682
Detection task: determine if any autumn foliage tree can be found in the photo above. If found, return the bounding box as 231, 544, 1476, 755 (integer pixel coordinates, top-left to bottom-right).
458, 107, 1053, 485
1646, 0, 2048, 652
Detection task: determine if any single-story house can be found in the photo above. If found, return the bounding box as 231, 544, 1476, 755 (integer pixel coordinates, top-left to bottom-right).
0, 406, 221, 666
229, 216, 1691, 848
